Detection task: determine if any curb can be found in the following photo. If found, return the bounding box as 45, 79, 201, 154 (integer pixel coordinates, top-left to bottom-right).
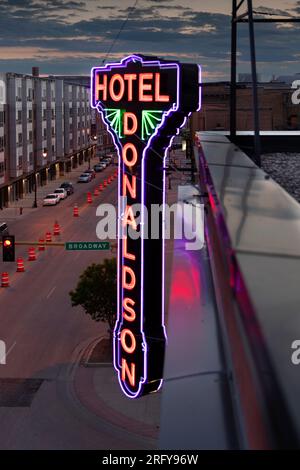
72, 336, 159, 441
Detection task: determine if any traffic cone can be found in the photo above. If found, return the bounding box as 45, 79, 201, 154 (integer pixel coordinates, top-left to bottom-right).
16, 257, 25, 273
1, 272, 9, 287
99, 183, 103, 192
53, 221, 60, 236
87, 192, 92, 204
46, 231, 52, 243
28, 247, 36, 261
103, 180, 107, 187
73, 204, 79, 217
38, 238, 45, 251
94, 187, 99, 197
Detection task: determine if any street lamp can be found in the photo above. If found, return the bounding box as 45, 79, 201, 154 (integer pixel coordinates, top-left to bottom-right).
32, 147, 47, 208
89, 135, 97, 170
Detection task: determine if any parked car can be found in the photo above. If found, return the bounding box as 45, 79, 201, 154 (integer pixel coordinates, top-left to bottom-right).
43, 194, 60, 206
0, 222, 9, 236
101, 159, 111, 167
53, 188, 67, 200
98, 160, 107, 169
85, 169, 96, 179
60, 182, 74, 195
78, 173, 92, 183
93, 163, 104, 172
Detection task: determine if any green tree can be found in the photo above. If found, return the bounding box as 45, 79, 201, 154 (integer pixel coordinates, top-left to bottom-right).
69, 258, 117, 337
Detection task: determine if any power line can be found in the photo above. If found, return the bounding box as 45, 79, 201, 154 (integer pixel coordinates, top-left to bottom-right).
102, 0, 139, 65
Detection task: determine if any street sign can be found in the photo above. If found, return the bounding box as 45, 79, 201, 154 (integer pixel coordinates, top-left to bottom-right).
91, 54, 201, 398
65, 242, 110, 251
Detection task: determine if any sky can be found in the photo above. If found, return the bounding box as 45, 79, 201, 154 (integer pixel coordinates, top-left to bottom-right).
0, 0, 299, 81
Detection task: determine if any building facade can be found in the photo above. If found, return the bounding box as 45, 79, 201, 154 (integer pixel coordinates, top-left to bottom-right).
191, 82, 300, 135
0, 71, 100, 208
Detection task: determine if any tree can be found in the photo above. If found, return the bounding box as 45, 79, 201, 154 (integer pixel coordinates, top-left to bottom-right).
69, 258, 117, 337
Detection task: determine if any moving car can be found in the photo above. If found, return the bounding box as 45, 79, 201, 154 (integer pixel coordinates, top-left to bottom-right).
60, 182, 74, 195
78, 173, 92, 183
43, 194, 60, 206
53, 188, 67, 200
0, 222, 9, 236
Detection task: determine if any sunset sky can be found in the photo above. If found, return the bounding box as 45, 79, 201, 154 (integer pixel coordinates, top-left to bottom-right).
0, 0, 299, 81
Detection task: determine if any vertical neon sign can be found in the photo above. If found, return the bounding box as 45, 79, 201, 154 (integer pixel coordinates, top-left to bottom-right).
91, 55, 201, 398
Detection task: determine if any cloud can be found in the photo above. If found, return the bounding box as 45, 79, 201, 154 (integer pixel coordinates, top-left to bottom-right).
0, 0, 299, 81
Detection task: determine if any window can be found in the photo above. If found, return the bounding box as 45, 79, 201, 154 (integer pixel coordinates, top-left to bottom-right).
29, 152, 33, 165
78, 136, 81, 146
0, 111, 5, 126
69, 123, 72, 132
43, 109, 47, 120
16, 86, 22, 101
17, 110, 22, 123
27, 88, 33, 101
0, 162, 4, 175
43, 128, 47, 139
51, 109, 55, 120
0, 136, 4, 151
28, 130, 33, 144
51, 127, 55, 137
18, 133, 22, 145
28, 109, 33, 122
52, 144, 55, 154
18, 155, 23, 168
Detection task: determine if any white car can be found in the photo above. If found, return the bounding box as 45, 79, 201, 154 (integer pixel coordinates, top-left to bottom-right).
78, 173, 91, 183
53, 188, 67, 200
43, 193, 60, 206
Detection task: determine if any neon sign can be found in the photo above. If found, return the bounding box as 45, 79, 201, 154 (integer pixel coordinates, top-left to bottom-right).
91, 54, 201, 398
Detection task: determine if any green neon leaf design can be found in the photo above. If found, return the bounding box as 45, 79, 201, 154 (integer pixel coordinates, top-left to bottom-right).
141, 110, 163, 141
105, 109, 123, 138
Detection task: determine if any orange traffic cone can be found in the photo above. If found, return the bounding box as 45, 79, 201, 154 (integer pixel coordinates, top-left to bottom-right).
103, 180, 107, 187
1, 272, 9, 287
16, 257, 25, 272
53, 221, 60, 236
28, 247, 36, 261
73, 204, 79, 217
94, 188, 99, 196
99, 183, 103, 192
46, 231, 52, 243
38, 238, 45, 251
87, 192, 92, 204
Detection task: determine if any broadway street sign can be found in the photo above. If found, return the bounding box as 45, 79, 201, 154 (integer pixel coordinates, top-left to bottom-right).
65, 242, 110, 251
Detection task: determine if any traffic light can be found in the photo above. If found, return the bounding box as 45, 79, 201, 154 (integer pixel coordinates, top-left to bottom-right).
2, 235, 15, 262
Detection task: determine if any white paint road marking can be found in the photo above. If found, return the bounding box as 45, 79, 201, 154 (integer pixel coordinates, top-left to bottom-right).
46, 286, 56, 299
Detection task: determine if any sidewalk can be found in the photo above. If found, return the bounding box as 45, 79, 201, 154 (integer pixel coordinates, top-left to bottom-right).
1, 157, 99, 222
72, 337, 160, 445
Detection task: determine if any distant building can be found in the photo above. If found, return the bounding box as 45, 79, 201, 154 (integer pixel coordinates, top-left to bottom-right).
274, 73, 300, 85
0, 70, 111, 208
191, 81, 300, 135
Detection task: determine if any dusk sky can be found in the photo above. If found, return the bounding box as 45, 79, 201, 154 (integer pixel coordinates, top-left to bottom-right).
0, 0, 299, 81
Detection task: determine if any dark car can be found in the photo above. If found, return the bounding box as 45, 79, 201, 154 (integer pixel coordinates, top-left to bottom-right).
60, 182, 74, 195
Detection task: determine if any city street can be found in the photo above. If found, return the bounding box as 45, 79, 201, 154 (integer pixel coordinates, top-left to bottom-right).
0, 161, 157, 450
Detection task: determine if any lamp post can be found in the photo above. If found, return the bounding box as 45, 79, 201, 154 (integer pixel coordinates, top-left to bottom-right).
32, 148, 47, 208
89, 135, 97, 169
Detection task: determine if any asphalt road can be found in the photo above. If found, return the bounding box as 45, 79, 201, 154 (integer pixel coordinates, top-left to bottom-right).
0, 162, 155, 449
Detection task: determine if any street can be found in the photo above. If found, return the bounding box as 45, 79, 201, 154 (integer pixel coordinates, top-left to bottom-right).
0, 160, 158, 450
